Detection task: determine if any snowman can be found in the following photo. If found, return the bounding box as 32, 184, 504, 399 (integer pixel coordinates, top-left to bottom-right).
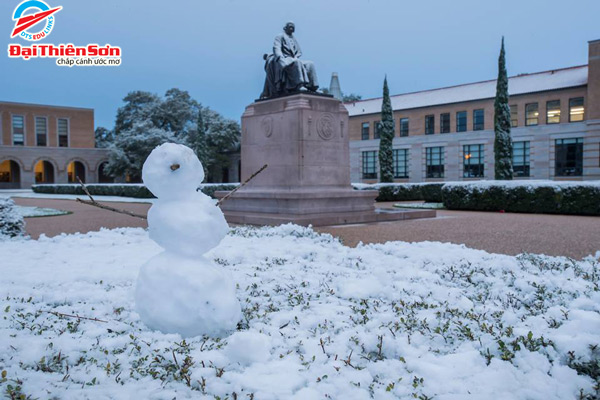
135, 143, 241, 338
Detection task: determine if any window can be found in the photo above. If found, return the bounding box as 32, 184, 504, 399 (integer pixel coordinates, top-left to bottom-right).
569, 97, 584, 122
426, 147, 444, 178
555, 138, 583, 176
440, 113, 450, 133
362, 151, 377, 179
393, 149, 408, 178
35, 116, 47, 146
425, 115, 434, 135
546, 100, 560, 124
456, 111, 467, 132
463, 144, 484, 178
399, 118, 409, 137
510, 105, 518, 127
361, 122, 370, 140
473, 109, 484, 130
513, 141, 530, 177
373, 121, 381, 139
525, 103, 539, 126
12, 115, 24, 146
58, 118, 69, 147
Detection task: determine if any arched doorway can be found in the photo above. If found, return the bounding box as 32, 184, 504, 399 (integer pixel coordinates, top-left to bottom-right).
34, 160, 55, 184
0, 160, 21, 189
67, 161, 86, 183
98, 162, 114, 183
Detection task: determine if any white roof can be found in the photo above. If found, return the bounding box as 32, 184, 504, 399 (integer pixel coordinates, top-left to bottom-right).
345, 65, 588, 116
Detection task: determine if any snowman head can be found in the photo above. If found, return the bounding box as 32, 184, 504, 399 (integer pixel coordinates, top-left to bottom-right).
143, 143, 204, 200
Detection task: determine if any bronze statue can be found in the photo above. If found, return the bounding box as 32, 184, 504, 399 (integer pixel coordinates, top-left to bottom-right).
260, 22, 319, 99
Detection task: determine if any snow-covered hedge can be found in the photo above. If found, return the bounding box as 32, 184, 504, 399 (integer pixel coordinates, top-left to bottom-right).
353, 182, 444, 202
355, 180, 600, 215
32, 183, 239, 199
442, 180, 600, 215
0, 197, 25, 237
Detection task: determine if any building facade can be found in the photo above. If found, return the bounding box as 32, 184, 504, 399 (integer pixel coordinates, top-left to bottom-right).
0, 101, 111, 188
347, 40, 600, 183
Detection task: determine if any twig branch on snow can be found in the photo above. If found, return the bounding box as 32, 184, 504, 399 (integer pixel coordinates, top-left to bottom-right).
43, 310, 108, 323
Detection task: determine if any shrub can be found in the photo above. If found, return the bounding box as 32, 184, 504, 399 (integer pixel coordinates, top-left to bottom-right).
442, 181, 600, 216
0, 197, 25, 237
354, 183, 444, 202
32, 184, 239, 199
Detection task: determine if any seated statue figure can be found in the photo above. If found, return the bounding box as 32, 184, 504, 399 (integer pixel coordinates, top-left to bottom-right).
260, 22, 319, 99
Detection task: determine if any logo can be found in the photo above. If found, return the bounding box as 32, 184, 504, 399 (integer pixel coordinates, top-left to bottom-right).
11, 0, 62, 41
8, 1, 122, 67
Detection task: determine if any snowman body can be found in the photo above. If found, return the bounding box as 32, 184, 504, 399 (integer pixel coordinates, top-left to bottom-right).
135, 143, 241, 337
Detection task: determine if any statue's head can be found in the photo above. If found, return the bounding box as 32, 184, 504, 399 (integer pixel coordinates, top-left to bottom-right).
283, 22, 295, 35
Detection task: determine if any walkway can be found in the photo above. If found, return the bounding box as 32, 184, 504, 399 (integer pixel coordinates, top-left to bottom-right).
10, 197, 600, 259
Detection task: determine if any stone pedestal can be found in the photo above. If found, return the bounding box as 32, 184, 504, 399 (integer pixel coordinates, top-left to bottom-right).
215, 93, 435, 226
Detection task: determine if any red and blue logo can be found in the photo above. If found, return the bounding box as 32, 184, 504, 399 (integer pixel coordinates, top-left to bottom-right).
11, 0, 62, 41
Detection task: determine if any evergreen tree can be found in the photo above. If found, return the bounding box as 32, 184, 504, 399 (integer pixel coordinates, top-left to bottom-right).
94, 127, 114, 148
106, 89, 240, 181
105, 121, 178, 182
378, 77, 395, 182
494, 37, 514, 180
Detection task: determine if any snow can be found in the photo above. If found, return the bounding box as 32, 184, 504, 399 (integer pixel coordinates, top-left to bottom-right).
135, 251, 241, 338
0, 197, 25, 237
142, 143, 205, 201
15, 206, 70, 218
345, 65, 588, 116
136, 143, 240, 338
394, 202, 445, 209
225, 331, 271, 365
1, 225, 599, 399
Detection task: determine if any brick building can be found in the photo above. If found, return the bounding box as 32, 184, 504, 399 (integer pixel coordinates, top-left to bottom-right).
0, 101, 111, 188
346, 40, 600, 183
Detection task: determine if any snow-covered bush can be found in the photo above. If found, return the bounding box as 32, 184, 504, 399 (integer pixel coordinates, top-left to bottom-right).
0, 197, 25, 237
354, 182, 444, 202
355, 180, 600, 215
443, 180, 600, 215
32, 183, 238, 199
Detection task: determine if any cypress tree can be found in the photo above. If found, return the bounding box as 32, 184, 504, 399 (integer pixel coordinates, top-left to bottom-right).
378, 77, 395, 182
494, 37, 514, 180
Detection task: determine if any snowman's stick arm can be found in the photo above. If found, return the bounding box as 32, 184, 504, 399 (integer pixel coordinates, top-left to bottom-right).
75, 198, 148, 220
216, 164, 268, 207
76, 177, 148, 220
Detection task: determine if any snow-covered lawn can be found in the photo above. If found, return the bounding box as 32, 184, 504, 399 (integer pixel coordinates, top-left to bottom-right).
14, 206, 70, 218
1, 225, 599, 399
393, 203, 445, 210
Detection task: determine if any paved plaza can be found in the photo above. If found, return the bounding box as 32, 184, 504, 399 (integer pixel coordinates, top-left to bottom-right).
12, 197, 600, 259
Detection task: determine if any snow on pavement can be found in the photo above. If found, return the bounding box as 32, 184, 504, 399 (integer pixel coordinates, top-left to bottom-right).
1, 225, 599, 399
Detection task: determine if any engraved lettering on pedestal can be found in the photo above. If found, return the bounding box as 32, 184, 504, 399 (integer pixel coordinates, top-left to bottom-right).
316, 113, 335, 141
340, 120, 345, 138
307, 115, 312, 136
261, 116, 273, 138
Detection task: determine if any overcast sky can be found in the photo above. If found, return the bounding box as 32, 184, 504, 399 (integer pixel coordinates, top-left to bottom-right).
2, 0, 599, 129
